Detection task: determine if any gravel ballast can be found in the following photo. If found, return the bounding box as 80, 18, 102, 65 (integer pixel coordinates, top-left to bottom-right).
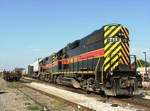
24, 82, 145, 111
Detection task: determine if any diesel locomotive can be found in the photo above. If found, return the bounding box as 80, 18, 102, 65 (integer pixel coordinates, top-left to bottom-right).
34, 24, 142, 96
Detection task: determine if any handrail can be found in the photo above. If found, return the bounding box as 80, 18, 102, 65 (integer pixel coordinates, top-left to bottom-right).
136, 56, 143, 67
95, 56, 101, 81
100, 54, 119, 84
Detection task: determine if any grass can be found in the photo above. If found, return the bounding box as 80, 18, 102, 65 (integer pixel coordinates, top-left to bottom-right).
14, 91, 20, 95
25, 102, 32, 105
51, 99, 67, 110
6, 82, 23, 89
27, 105, 44, 111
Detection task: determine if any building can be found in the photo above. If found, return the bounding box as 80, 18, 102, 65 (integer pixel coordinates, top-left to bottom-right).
22, 68, 28, 75
33, 58, 43, 74
137, 67, 150, 80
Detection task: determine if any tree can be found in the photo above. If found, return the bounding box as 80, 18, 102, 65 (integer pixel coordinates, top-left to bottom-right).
131, 59, 150, 67
139, 59, 150, 67
13, 67, 24, 73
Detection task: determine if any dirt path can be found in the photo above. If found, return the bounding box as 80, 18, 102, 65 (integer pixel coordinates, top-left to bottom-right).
0, 77, 42, 111
0, 76, 83, 111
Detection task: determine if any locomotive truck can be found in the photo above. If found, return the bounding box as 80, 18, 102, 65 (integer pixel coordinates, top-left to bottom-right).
30, 24, 142, 96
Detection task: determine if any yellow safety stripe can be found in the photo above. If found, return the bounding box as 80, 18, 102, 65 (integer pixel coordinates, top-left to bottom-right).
104, 26, 116, 37
104, 26, 109, 31
103, 25, 130, 72
104, 42, 120, 57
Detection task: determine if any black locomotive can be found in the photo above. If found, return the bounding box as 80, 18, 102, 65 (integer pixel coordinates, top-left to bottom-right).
31, 24, 142, 96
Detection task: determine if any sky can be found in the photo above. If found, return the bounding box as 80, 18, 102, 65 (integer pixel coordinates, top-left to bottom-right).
0, 0, 150, 71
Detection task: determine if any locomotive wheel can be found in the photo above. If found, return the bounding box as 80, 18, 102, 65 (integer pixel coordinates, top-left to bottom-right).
56, 75, 62, 85
129, 86, 134, 99
81, 78, 94, 93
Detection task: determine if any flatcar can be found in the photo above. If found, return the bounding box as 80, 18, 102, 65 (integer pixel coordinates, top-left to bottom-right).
3, 71, 21, 81
36, 24, 142, 96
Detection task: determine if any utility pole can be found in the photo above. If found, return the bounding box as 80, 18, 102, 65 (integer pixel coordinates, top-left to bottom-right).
143, 52, 147, 74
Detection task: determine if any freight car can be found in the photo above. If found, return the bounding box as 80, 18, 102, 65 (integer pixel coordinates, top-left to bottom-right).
3, 71, 21, 81
33, 24, 143, 96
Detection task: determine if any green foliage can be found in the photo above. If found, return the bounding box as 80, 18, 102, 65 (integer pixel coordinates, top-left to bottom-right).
139, 59, 150, 67
27, 105, 43, 111
13, 67, 24, 73
7, 82, 23, 88
25, 102, 32, 105
51, 99, 66, 110
132, 59, 150, 67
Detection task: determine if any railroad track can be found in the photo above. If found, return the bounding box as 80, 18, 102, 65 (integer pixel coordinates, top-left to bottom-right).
88, 92, 150, 111
118, 97, 150, 110
20, 77, 150, 111
19, 78, 94, 111
17, 88, 51, 111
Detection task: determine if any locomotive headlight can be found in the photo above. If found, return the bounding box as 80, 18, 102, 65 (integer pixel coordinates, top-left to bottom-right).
118, 33, 124, 37
110, 72, 113, 76
118, 33, 122, 36
138, 72, 141, 75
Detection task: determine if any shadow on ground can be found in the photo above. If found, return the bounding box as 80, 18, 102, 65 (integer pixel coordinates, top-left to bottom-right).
0, 92, 7, 94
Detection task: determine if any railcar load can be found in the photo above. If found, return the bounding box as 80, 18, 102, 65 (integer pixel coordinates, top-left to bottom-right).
3, 71, 21, 81
30, 24, 143, 96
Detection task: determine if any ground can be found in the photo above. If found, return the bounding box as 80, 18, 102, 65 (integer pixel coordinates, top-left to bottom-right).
0, 76, 82, 111
0, 77, 43, 111
0, 74, 150, 111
